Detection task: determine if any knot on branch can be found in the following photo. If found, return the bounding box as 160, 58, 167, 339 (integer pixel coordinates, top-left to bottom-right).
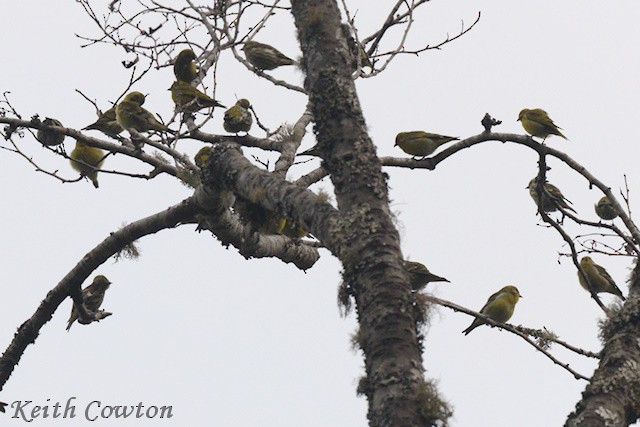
481, 113, 502, 133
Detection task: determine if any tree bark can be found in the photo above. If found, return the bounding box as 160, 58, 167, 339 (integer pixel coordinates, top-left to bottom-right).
565, 261, 640, 426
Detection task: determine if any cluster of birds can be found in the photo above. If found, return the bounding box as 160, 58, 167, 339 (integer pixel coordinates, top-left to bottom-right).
394, 108, 566, 160
35, 40, 297, 188
397, 109, 626, 333
410, 252, 624, 336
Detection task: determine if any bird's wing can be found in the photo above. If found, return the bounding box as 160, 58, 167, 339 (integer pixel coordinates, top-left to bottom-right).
595, 264, 616, 285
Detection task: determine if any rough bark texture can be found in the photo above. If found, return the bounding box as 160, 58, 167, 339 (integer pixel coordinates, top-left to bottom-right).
289, 1, 440, 425
565, 261, 640, 427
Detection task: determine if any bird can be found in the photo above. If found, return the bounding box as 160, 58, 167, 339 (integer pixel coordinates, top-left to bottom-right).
526, 177, 576, 213
116, 91, 170, 133
517, 108, 567, 141
394, 131, 459, 159
173, 48, 198, 83
223, 99, 253, 133
242, 40, 295, 70
83, 106, 124, 139
170, 81, 225, 113
578, 256, 625, 300
66, 275, 112, 331
403, 261, 449, 291
194, 146, 212, 168
281, 218, 309, 239
70, 140, 105, 188
36, 117, 66, 147
594, 196, 618, 220
462, 285, 522, 335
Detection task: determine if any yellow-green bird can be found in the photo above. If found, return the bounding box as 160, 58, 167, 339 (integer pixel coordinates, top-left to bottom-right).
578, 256, 625, 300
83, 106, 124, 139
70, 140, 105, 188
403, 261, 449, 292
281, 218, 309, 239
242, 40, 295, 70
224, 99, 253, 133
170, 81, 225, 113
463, 285, 521, 335
116, 91, 170, 133
173, 48, 198, 83
395, 131, 459, 159
194, 146, 212, 168
36, 117, 66, 147
66, 275, 112, 331
595, 196, 618, 220
517, 108, 567, 141
526, 178, 576, 213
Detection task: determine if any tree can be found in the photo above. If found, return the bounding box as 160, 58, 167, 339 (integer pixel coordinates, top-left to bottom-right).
1, 1, 640, 426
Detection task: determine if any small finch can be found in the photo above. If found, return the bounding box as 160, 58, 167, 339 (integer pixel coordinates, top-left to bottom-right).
173, 48, 198, 83
462, 286, 521, 335
403, 261, 449, 292
116, 92, 170, 133
223, 99, 253, 134
83, 106, 124, 139
395, 131, 459, 159
594, 196, 618, 221
66, 275, 112, 331
578, 256, 625, 300
242, 41, 295, 70
526, 177, 576, 213
170, 81, 225, 113
70, 140, 105, 188
517, 108, 567, 141
36, 117, 66, 147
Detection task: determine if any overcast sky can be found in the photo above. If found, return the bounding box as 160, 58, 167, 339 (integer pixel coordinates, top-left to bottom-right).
2, 1, 640, 426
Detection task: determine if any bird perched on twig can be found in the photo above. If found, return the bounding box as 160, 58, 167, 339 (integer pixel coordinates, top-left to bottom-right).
526, 177, 576, 213
173, 48, 198, 83
70, 140, 105, 188
594, 196, 618, 220
403, 261, 449, 291
36, 117, 66, 147
66, 275, 112, 331
170, 81, 225, 113
242, 40, 295, 70
395, 131, 459, 159
83, 106, 124, 139
116, 91, 171, 133
578, 256, 625, 300
224, 99, 253, 134
462, 285, 521, 335
517, 108, 567, 141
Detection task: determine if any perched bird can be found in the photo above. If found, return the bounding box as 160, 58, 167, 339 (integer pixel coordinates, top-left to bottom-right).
527, 178, 576, 213
595, 196, 618, 220
281, 218, 309, 239
36, 117, 66, 147
462, 285, 521, 335
517, 108, 567, 141
242, 40, 295, 70
223, 99, 253, 133
395, 131, 459, 159
173, 48, 198, 83
170, 81, 225, 113
70, 140, 105, 188
116, 91, 170, 133
578, 256, 625, 300
403, 261, 449, 291
83, 106, 124, 139
66, 275, 112, 331
194, 146, 212, 168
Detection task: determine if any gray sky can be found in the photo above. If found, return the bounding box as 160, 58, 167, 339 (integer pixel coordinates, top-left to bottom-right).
2, 1, 640, 425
